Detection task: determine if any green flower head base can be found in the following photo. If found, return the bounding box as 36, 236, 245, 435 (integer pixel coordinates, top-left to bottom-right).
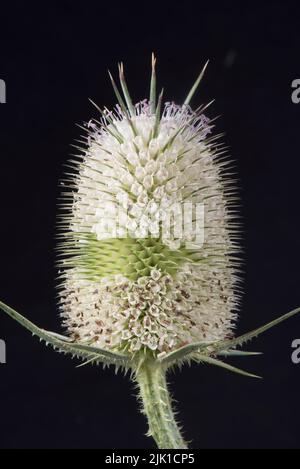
1, 55, 299, 449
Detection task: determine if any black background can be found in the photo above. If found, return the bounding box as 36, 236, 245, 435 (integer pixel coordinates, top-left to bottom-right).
0, 0, 300, 449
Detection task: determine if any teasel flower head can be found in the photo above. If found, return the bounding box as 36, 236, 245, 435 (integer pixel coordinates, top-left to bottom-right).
57, 58, 240, 358
1, 55, 299, 449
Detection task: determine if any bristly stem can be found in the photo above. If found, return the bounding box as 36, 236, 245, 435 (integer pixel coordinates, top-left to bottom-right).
135, 362, 187, 449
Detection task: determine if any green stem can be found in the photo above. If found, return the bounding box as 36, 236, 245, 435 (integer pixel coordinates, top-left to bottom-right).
135, 362, 187, 449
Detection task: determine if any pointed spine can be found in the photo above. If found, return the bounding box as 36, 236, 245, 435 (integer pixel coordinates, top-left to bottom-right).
150, 53, 157, 114
118, 62, 135, 117
183, 60, 209, 106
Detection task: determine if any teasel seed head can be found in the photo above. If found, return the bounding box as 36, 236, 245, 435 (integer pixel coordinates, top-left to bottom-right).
57, 56, 241, 358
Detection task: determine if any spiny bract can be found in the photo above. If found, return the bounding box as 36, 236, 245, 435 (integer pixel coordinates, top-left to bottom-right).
57, 58, 241, 358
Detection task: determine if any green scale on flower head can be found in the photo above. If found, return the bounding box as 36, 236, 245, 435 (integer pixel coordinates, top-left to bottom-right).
60, 235, 194, 280
1, 55, 300, 449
